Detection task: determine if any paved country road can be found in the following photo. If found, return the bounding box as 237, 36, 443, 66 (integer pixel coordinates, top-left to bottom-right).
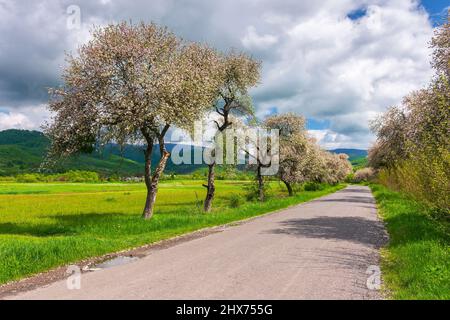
7, 185, 388, 300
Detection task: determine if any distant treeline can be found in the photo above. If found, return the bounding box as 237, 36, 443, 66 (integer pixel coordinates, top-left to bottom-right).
0, 167, 257, 183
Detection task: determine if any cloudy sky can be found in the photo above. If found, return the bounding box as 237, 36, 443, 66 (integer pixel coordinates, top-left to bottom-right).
0, 0, 448, 149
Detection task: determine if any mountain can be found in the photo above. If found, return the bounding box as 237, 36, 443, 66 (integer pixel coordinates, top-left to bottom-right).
0, 129, 203, 176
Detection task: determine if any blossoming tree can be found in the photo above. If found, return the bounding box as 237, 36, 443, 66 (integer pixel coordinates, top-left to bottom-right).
45, 22, 221, 219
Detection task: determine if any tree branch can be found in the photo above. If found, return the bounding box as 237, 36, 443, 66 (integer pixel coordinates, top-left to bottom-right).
215, 107, 224, 117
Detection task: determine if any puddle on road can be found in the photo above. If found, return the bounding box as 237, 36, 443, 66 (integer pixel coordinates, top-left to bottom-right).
93, 256, 140, 270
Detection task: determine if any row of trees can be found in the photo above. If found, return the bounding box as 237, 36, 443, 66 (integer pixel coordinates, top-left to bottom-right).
266, 113, 352, 197
46, 22, 231, 219
45, 22, 351, 220
369, 14, 449, 212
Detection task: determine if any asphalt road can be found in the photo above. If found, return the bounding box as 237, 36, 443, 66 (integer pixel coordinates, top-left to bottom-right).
8, 185, 388, 300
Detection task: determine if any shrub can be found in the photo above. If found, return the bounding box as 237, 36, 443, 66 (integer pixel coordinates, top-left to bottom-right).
16, 173, 43, 183
108, 174, 120, 182
0, 176, 15, 182
304, 182, 325, 191
244, 181, 272, 201
216, 174, 226, 180
191, 172, 203, 180
61, 171, 100, 183
345, 173, 355, 183
378, 154, 449, 212
229, 194, 244, 208
354, 167, 376, 183
13, 171, 102, 183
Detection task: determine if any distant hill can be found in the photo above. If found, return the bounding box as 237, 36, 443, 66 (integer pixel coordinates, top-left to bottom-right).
329, 149, 368, 160
0, 130, 369, 176
0, 129, 203, 176
102, 143, 206, 174
330, 149, 368, 169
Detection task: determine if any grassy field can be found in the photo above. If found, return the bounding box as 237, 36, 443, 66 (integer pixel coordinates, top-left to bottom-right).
0, 180, 344, 285
370, 184, 450, 300
350, 156, 368, 170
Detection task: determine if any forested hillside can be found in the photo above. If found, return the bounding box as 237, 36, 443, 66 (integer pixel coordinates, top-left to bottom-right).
0, 130, 201, 176
0, 130, 367, 176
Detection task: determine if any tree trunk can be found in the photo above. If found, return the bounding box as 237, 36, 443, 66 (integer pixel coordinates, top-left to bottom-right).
143, 186, 157, 220
142, 124, 171, 220
203, 163, 216, 212
142, 149, 170, 219
257, 165, 264, 202
142, 142, 153, 219
203, 105, 232, 212
283, 180, 293, 196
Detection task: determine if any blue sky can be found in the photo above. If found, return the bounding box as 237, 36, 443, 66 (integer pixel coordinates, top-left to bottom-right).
307, 119, 332, 131
346, 1, 449, 24
421, 0, 449, 25
0, 0, 447, 149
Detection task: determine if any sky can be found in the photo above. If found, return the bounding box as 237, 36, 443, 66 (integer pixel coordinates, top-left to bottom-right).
0, 0, 448, 149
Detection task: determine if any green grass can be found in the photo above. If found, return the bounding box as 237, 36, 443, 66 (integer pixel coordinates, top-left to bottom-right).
0, 182, 147, 195
370, 184, 450, 300
0, 180, 344, 285
351, 156, 368, 170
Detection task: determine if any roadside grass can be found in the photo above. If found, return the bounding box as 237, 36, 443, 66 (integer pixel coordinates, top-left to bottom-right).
370, 184, 450, 300
0, 180, 345, 285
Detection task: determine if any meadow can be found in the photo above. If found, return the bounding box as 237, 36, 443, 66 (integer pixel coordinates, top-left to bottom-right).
371, 184, 450, 300
0, 180, 344, 285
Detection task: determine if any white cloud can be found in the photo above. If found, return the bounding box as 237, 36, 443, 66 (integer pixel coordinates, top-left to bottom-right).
0, 112, 34, 131
252, 0, 434, 148
0, 105, 50, 131
241, 26, 278, 49
0, 0, 436, 149
308, 129, 374, 150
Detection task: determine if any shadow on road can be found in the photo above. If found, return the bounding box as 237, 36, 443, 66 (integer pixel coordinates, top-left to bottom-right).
337, 188, 372, 194
316, 196, 376, 205
267, 216, 387, 247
